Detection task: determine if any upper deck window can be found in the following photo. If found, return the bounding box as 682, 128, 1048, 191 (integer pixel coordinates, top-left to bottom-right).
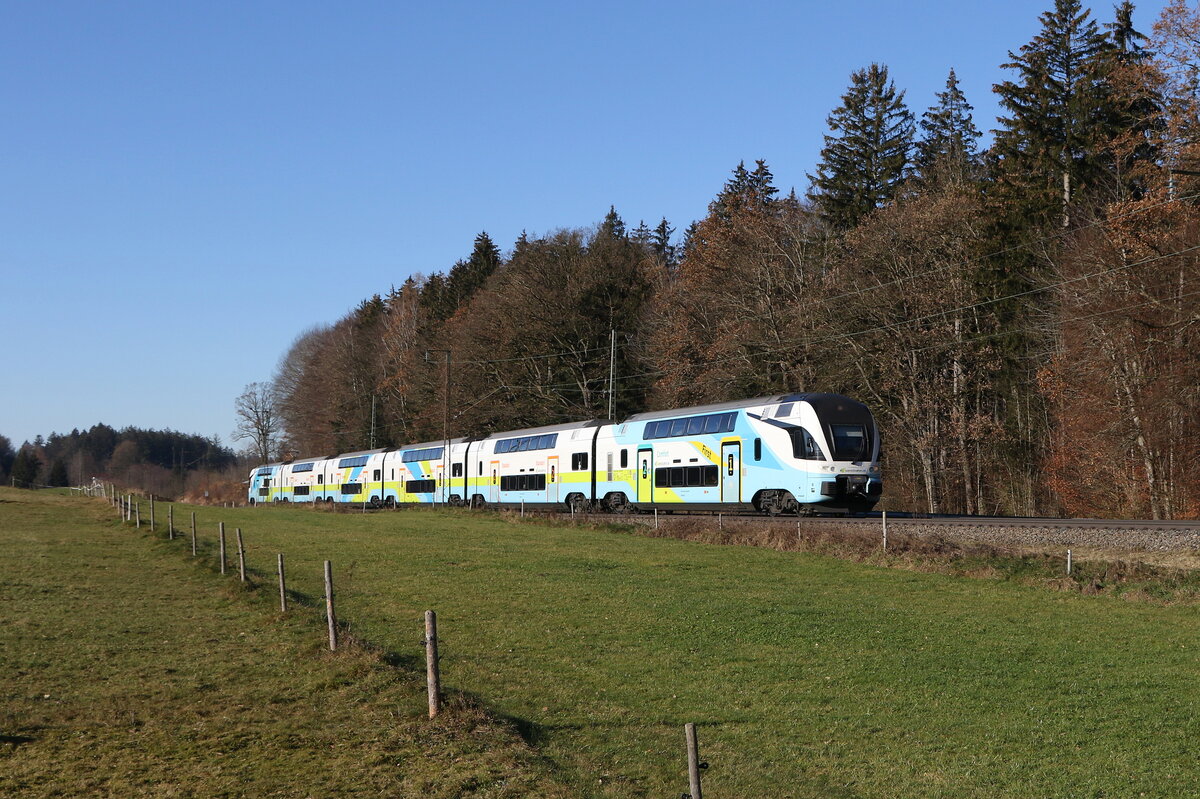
401, 447, 444, 463
643, 412, 736, 440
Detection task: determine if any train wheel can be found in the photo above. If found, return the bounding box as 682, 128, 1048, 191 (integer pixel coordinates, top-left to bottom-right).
603, 492, 630, 513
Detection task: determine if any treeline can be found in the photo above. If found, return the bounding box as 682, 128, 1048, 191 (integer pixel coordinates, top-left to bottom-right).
1, 425, 238, 497
260, 0, 1199, 519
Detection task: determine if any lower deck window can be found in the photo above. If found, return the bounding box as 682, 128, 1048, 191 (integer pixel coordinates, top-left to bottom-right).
405, 479, 436, 494
293, 485, 310, 496
340, 483, 362, 495
654, 466, 719, 488
500, 474, 546, 492
258, 487, 268, 497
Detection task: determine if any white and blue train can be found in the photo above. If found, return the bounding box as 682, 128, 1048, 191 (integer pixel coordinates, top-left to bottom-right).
248, 393, 882, 515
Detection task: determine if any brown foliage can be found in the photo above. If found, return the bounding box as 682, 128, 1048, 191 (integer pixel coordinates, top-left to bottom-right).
1040, 200, 1200, 518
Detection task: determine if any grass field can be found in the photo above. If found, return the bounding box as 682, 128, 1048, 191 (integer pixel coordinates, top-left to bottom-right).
0, 488, 568, 798
5, 489, 1200, 797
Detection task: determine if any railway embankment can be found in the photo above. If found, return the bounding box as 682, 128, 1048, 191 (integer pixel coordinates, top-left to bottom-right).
887, 519, 1200, 555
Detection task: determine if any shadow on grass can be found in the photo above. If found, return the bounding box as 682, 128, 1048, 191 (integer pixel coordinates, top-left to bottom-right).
0, 734, 36, 747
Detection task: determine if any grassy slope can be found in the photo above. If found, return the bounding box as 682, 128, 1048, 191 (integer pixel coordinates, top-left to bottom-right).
0, 489, 569, 798
6, 491, 1200, 797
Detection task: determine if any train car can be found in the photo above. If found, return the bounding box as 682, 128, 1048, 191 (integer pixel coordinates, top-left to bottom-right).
466, 420, 605, 510
247, 393, 881, 515
605, 393, 881, 515
277, 456, 327, 503
248, 463, 281, 504
393, 440, 448, 506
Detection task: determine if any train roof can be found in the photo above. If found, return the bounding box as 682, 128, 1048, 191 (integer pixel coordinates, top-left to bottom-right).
399, 438, 467, 450
622, 393, 857, 422
331, 447, 392, 459
482, 419, 608, 440
287, 455, 330, 465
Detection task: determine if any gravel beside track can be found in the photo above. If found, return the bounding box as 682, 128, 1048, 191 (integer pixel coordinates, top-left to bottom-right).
805, 516, 1200, 553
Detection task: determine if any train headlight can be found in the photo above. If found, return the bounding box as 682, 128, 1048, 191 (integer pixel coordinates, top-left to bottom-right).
869, 465, 880, 474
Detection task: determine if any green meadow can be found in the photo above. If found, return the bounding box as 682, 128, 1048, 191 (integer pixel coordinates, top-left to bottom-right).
4, 488, 1199, 797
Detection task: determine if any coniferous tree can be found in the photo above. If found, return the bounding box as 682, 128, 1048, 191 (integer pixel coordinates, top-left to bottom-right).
916, 68, 982, 181
712, 160, 778, 222
992, 0, 1118, 223
11, 447, 39, 488
47, 459, 69, 487
1104, 1, 1163, 198
808, 63, 914, 230
0, 435, 14, 485
599, 206, 627, 239
651, 218, 676, 267
418, 273, 453, 323
445, 232, 502, 310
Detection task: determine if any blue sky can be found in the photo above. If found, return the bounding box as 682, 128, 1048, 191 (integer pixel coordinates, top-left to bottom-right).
0, 0, 1169, 450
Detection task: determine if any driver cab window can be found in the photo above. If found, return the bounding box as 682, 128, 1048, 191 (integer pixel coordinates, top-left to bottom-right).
791, 428, 825, 461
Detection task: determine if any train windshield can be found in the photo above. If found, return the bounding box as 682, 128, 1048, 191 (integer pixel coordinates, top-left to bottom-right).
830, 424, 869, 461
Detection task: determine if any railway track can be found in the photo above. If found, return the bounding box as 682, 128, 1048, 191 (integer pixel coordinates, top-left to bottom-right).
682, 511, 1200, 554
805, 513, 1200, 531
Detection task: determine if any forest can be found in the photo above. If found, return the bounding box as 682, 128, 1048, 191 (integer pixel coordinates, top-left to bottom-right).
0, 425, 237, 498
253, 0, 1197, 519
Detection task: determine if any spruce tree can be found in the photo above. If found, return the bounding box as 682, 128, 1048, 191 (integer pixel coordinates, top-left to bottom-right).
418, 273, 453, 323
446, 232, 502, 310
1104, 0, 1161, 198
47, 458, 68, 487
916, 68, 982, 181
808, 63, 914, 230
11, 448, 39, 488
712, 160, 778, 222
992, 0, 1117, 223
599, 206, 626, 239
652, 217, 675, 266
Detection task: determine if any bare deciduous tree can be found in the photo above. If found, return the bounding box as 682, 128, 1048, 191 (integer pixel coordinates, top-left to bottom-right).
233, 382, 280, 465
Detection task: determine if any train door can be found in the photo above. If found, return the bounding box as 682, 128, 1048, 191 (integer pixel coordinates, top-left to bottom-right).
435, 462, 444, 505
547, 455, 559, 503
490, 459, 499, 503
637, 447, 652, 504
721, 442, 741, 503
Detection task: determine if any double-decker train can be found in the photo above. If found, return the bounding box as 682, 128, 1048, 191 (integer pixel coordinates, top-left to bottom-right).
248, 393, 882, 516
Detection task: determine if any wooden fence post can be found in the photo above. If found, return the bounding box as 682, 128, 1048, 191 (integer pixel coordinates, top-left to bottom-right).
236, 528, 246, 583
882, 510, 888, 552
150, 496, 155, 532
685, 722, 704, 799
168, 505, 174, 540
277, 553, 287, 612
190, 511, 197, 556
425, 610, 441, 718
135, 502, 141, 529
1067, 549, 1073, 575
324, 560, 337, 651
218, 522, 226, 575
